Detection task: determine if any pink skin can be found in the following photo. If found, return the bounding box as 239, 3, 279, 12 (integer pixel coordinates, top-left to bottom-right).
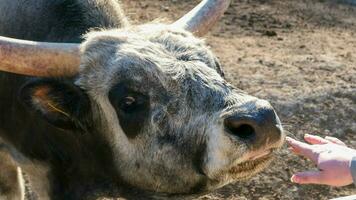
286, 134, 356, 187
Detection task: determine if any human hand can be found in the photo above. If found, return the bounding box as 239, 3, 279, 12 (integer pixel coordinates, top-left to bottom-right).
286, 134, 356, 187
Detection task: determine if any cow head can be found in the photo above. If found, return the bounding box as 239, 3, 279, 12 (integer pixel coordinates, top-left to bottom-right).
0, 0, 284, 196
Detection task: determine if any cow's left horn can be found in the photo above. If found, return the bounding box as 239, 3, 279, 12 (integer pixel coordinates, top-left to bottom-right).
0, 36, 80, 77
172, 0, 231, 37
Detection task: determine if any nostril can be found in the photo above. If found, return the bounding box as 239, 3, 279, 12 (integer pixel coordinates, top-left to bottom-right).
234, 124, 255, 139
224, 118, 256, 140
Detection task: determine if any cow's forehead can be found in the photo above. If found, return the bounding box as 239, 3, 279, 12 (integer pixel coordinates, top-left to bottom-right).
76, 24, 225, 95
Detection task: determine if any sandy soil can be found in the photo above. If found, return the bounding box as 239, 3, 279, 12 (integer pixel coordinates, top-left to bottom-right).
120, 0, 356, 199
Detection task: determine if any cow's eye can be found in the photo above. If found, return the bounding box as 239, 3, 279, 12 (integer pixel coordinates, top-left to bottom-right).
109, 83, 149, 138
120, 96, 137, 112
124, 96, 136, 105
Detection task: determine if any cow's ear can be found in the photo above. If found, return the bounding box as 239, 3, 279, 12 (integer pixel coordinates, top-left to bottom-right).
20, 79, 91, 130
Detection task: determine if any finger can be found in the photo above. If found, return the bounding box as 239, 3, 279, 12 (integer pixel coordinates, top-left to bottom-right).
288, 147, 301, 155
325, 136, 346, 146
291, 171, 324, 185
304, 134, 330, 145
286, 137, 318, 162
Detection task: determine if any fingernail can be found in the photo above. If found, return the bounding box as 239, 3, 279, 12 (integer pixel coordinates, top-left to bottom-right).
285, 137, 293, 143
304, 134, 311, 137
291, 175, 299, 183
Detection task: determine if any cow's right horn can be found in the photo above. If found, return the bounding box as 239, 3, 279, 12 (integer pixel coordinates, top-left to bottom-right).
172, 0, 231, 37
0, 36, 80, 77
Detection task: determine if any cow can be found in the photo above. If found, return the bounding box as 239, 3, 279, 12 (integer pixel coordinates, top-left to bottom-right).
0, 0, 284, 199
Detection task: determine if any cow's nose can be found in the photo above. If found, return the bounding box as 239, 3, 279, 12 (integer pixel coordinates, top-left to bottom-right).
224, 99, 283, 149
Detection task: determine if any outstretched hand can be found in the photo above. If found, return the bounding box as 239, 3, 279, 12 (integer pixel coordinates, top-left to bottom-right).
286, 134, 356, 187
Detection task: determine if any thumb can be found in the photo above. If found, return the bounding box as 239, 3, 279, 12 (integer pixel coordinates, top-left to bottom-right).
325, 136, 346, 146
291, 171, 324, 185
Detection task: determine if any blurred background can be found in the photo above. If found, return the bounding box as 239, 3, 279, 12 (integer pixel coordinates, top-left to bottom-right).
121, 0, 356, 199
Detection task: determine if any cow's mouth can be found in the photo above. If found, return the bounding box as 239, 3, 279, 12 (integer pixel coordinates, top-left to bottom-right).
228, 149, 275, 180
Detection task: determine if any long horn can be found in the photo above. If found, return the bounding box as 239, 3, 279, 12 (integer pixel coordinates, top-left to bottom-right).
172, 0, 231, 37
0, 36, 80, 77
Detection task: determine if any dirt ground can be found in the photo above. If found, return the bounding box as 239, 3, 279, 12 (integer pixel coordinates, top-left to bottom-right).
120, 0, 356, 199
